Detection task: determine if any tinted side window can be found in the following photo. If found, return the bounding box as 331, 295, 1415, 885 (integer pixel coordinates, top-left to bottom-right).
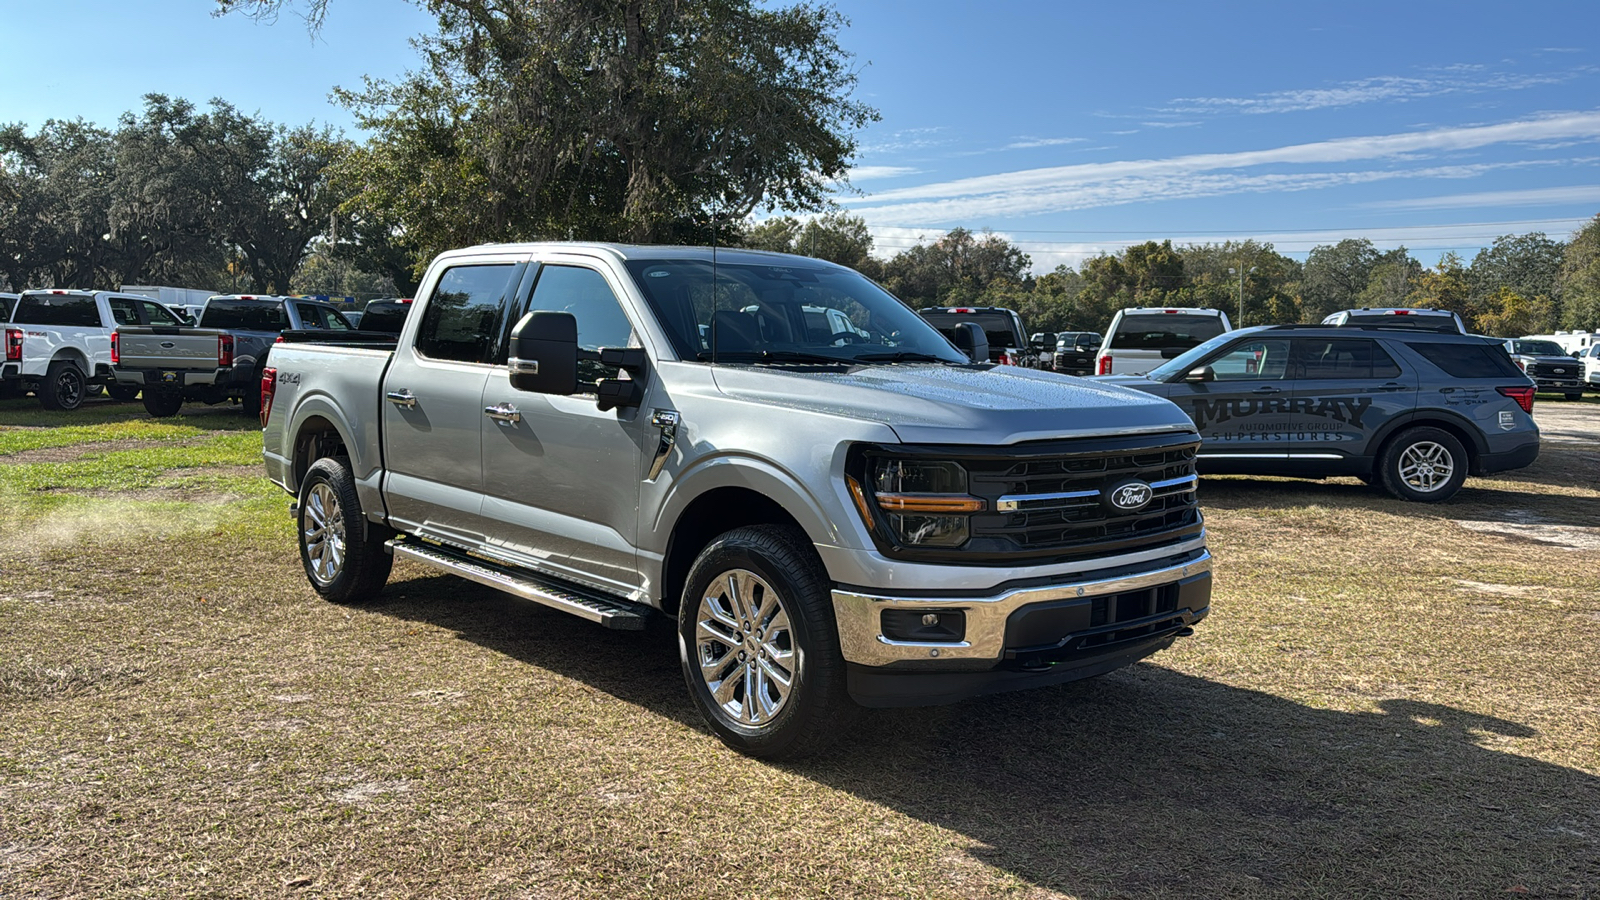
139, 300, 184, 326
416, 264, 516, 364
1406, 341, 1525, 379
106, 296, 141, 326
1208, 338, 1290, 381
1292, 339, 1401, 380
16, 294, 99, 327
520, 265, 636, 388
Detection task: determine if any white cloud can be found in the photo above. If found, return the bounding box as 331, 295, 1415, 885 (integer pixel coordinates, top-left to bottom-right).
839, 112, 1600, 226
1166, 66, 1594, 116
1363, 185, 1600, 211
1004, 136, 1087, 149
845, 165, 919, 181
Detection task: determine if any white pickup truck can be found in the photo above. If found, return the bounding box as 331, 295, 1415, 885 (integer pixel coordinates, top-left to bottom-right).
3, 289, 188, 410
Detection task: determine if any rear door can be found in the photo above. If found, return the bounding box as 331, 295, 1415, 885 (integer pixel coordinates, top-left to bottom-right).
479, 260, 653, 594
381, 259, 524, 546
1286, 337, 1416, 464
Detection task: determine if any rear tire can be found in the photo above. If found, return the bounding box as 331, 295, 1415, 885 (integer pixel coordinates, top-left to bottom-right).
39, 360, 85, 411
107, 384, 141, 402
1377, 427, 1468, 502
298, 456, 393, 604
678, 524, 859, 759
142, 389, 184, 418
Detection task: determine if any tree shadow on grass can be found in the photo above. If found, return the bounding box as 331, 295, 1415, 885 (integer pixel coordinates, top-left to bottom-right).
373, 572, 1600, 898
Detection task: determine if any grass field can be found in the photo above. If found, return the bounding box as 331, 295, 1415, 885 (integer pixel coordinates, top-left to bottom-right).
2, 395, 1597, 899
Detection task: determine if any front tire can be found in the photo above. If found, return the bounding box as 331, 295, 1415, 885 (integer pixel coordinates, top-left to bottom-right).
142, 389, 184, 418
1377, 427, 1468, 502
678, 525, 858, 759
1565, 392, 1583, 401
39, 360, 85, 411
298, 456, 393, 604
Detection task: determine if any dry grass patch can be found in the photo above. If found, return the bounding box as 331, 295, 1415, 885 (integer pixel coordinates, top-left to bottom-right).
1, 403, 1597, 898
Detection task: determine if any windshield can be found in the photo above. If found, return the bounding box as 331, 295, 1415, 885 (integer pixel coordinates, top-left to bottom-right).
1511, 340, 1566, 356
1110, 313, 1226, 350
1144, 330, 1254, 382
624, 259, 968, 364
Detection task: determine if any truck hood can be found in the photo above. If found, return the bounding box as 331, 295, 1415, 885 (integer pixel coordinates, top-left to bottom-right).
709, 364, 1194, 445
1520, 355, 1579, 367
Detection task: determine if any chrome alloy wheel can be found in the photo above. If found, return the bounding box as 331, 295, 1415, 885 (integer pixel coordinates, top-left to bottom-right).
302, 482, 347, 585
694, 568, 798, 726
1398, 441, 1454, 493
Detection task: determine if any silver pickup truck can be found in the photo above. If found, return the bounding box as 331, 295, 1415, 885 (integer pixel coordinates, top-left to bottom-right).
113, 295, 355, 417
261, 243, 1214, 758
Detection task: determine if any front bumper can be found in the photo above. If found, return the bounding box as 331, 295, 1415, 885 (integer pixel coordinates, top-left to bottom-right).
831, 548, 1210, 668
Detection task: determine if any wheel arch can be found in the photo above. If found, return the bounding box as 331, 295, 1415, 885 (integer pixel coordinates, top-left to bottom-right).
1370, 413, 1484, 475
658, 486, 815, 618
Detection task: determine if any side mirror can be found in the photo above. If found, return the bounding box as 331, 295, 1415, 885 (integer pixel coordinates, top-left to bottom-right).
952, 322, 989, 363
509, 311, 578, 395
1184, 365, 1216, 383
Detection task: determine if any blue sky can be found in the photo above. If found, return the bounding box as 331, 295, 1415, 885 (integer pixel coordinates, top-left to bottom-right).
3, 1, 1598, 274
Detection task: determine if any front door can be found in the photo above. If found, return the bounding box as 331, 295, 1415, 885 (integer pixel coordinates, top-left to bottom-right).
1162, 336, 1297, 464
479, 262, 652, 596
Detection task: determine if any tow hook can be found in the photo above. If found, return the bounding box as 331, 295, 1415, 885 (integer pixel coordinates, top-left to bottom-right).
1176, 626, 1195, 637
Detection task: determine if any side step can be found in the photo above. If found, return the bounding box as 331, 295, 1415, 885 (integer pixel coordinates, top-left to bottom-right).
387, 539, 650, 631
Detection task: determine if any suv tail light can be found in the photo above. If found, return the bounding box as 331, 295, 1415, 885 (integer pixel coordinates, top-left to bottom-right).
6, 327, 23, 362
110, 331, 120, 365
218, 334, 235, 367
1098, 355, 1112, 375
260, 367, 277, 426
1497, 385, 1535, 414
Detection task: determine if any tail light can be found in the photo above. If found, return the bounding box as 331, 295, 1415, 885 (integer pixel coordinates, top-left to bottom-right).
218, 334, 235, 367
1497, 385, 1535, 414
6, 327, 23, 362
998, 350, 1014, 366
1098, 355, 1113, 375
260, 367, 277, 427
110, 331, 120, 365
1514, 358, 1526, 371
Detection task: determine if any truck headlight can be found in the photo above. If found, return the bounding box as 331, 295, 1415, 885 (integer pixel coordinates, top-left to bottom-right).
848, 459, 985, 548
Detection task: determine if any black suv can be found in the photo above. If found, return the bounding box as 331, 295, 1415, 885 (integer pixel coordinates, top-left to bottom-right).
919, 306, 1039, 367
1097, 325, 1540, 502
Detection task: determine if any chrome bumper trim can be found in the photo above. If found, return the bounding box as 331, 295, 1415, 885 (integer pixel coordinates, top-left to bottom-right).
831, 549, 1212, 667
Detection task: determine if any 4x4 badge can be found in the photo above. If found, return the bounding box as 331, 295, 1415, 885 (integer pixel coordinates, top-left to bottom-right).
1106, 480, 1153, 512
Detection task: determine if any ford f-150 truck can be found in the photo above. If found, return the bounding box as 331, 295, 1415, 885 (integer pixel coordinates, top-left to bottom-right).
4, 289, 187, 409
261, 243, 1213, 758
113, 295, 355, 417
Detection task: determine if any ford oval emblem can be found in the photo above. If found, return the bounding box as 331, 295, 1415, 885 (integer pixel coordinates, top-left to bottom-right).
1106, 480, 1153, 513
160, 341, 176, 349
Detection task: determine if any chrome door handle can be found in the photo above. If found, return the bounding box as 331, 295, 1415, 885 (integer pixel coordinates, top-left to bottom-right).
386, 389, 417, 408
484, 403, 521, 424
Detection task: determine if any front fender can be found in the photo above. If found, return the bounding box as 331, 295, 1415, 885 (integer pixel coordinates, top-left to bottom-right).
645, 451, 848, 556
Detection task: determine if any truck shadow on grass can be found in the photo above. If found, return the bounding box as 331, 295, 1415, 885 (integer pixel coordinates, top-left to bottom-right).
372, 573, 1600, 898
0, 394, 260, 430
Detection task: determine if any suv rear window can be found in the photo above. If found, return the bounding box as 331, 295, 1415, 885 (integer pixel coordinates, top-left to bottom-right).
1406, 341, 1525, 379
920, 311, 1022, 351
200, 299, 288, 331
15, 294, 99, 327
1110, 314, 1226, 350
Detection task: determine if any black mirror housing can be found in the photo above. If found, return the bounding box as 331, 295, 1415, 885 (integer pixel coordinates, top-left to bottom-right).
509, 311, 579, 395
1184, 365, 1216, 383
952, 322, 990, 364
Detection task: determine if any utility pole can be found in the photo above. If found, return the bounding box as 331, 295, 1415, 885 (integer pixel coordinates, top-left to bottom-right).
1228, 265, 1255, 326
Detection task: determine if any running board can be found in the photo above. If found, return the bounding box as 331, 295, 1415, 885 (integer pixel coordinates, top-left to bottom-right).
386, 539, 650, 631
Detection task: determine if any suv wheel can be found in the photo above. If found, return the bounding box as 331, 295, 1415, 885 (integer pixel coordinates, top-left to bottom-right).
298, 456, 394, 604
678, 525, 858, 759
39, 360, 85, 411
1377, 427, 1468, 502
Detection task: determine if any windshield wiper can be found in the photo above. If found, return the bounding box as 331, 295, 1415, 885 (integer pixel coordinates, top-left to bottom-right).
850, 351, 955, 363
696, 349, 853, 365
